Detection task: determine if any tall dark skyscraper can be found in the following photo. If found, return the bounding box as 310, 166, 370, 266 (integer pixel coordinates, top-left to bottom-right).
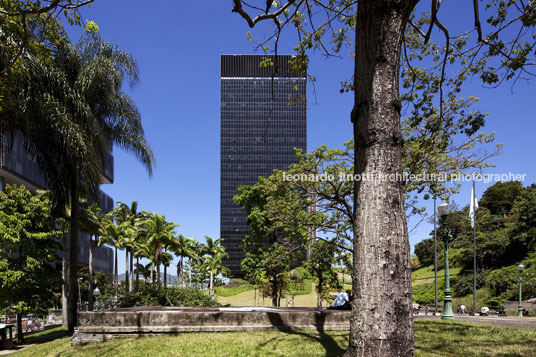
220, 54, 307, 276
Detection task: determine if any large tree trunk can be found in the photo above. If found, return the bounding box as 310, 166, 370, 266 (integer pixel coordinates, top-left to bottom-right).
68, 175, 79, 335
129, 249, 134, 292
271, 273, 278, 307
317, 276, 323, 308
88, 237, 94, 311
62, 233, 68, 328
346, 1, 417, 356
16, 312, 24, 344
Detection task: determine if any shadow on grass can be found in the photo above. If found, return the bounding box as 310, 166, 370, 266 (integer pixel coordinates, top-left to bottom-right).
415, 320, 536, 357
20, 327, 69, 346
264, 311, 347, 356
72, 337, 135, 356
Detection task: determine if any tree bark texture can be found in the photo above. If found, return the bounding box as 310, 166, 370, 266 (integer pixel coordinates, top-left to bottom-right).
271, 273, 278, 307
68, 175, 79, 335
346, 1, 417, 356
16, 312, 23, 344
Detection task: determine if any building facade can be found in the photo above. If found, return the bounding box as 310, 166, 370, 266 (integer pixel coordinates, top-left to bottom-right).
0, 133, 114, 273
220, 54, 307, 276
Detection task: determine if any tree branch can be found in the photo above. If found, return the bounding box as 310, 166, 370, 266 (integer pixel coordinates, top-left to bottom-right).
232, 0, 299, 28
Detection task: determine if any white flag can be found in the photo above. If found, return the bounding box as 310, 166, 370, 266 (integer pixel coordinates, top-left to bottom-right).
469, 184, 479, 228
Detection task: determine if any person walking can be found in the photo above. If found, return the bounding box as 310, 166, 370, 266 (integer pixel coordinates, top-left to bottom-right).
425, 304, 429, 316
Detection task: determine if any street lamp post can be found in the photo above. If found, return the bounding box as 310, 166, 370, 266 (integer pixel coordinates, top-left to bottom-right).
518, 264, 525, 317
94, 287, 101, 311
438, 200, 455, 320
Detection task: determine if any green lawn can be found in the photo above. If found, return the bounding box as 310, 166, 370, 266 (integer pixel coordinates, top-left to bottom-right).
216, 280, 313, 299
215, 284, 255, 297
217, 281, 327, 307
412, 266, 462, 282
11, 320, 536, 357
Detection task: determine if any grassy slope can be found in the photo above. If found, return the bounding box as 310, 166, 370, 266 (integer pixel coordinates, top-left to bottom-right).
412, 266, 462, 282
13, 321, 536, 357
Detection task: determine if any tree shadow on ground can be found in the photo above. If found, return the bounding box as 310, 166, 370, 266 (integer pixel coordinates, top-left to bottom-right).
264, 311, 347, 356
20, 327, 69, 346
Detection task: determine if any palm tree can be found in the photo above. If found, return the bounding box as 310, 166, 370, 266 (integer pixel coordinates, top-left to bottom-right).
142, 213, 177, 284
79, 203, 105, 311
112, 201, 145, 293
200, 237, 230, 298
201, 254, 230, 299
2, 32, 155, 334
98, 215, 125, 298
134, 261, 152, 282
170, 234, 195, 287
162, 250, 174, 288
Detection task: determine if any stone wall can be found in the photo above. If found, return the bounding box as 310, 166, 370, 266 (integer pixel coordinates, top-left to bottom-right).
72, 307, 351, 345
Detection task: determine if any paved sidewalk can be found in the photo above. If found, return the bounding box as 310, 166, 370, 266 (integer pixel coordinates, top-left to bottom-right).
414, 313, 536, 328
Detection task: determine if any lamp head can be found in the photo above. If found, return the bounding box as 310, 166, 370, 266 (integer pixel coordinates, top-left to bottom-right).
437, 200, 450, 217
518, 264, 525, 272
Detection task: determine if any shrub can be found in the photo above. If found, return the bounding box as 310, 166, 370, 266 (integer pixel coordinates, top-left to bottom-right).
412, 279, 444, 305
451, 270, 488, 297
119, 283, 218, 308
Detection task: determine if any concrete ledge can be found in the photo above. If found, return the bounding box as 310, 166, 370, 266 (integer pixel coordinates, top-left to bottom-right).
72, 307, 350, 345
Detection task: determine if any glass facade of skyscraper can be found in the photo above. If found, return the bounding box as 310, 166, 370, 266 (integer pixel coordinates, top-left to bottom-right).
220, 54, 307, 276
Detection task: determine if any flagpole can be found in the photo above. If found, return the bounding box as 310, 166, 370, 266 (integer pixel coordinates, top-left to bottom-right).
473, 180, 477, 315
434, 197, 438, 316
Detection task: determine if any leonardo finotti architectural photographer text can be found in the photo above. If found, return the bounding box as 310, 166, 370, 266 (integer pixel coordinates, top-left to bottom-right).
283, 172, 527, 183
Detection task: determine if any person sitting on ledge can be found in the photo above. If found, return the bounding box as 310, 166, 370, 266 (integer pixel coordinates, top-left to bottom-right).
329, 290, 352, 310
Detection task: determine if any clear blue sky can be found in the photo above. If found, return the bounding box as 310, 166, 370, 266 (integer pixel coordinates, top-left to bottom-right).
66, 1, 535, 274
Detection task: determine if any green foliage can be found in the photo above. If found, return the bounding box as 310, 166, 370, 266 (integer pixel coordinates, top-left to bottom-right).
410, 256, 421, 271
290, 279, 313, 296
234, 170, 313, 305
119, 282, 218, 308
305, 240, 340, 305
480, 181, 524, 215
414, 238, 435, 267
0, 185, 62, 316
451, 271, 488, 298
412, 279, 444, 306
